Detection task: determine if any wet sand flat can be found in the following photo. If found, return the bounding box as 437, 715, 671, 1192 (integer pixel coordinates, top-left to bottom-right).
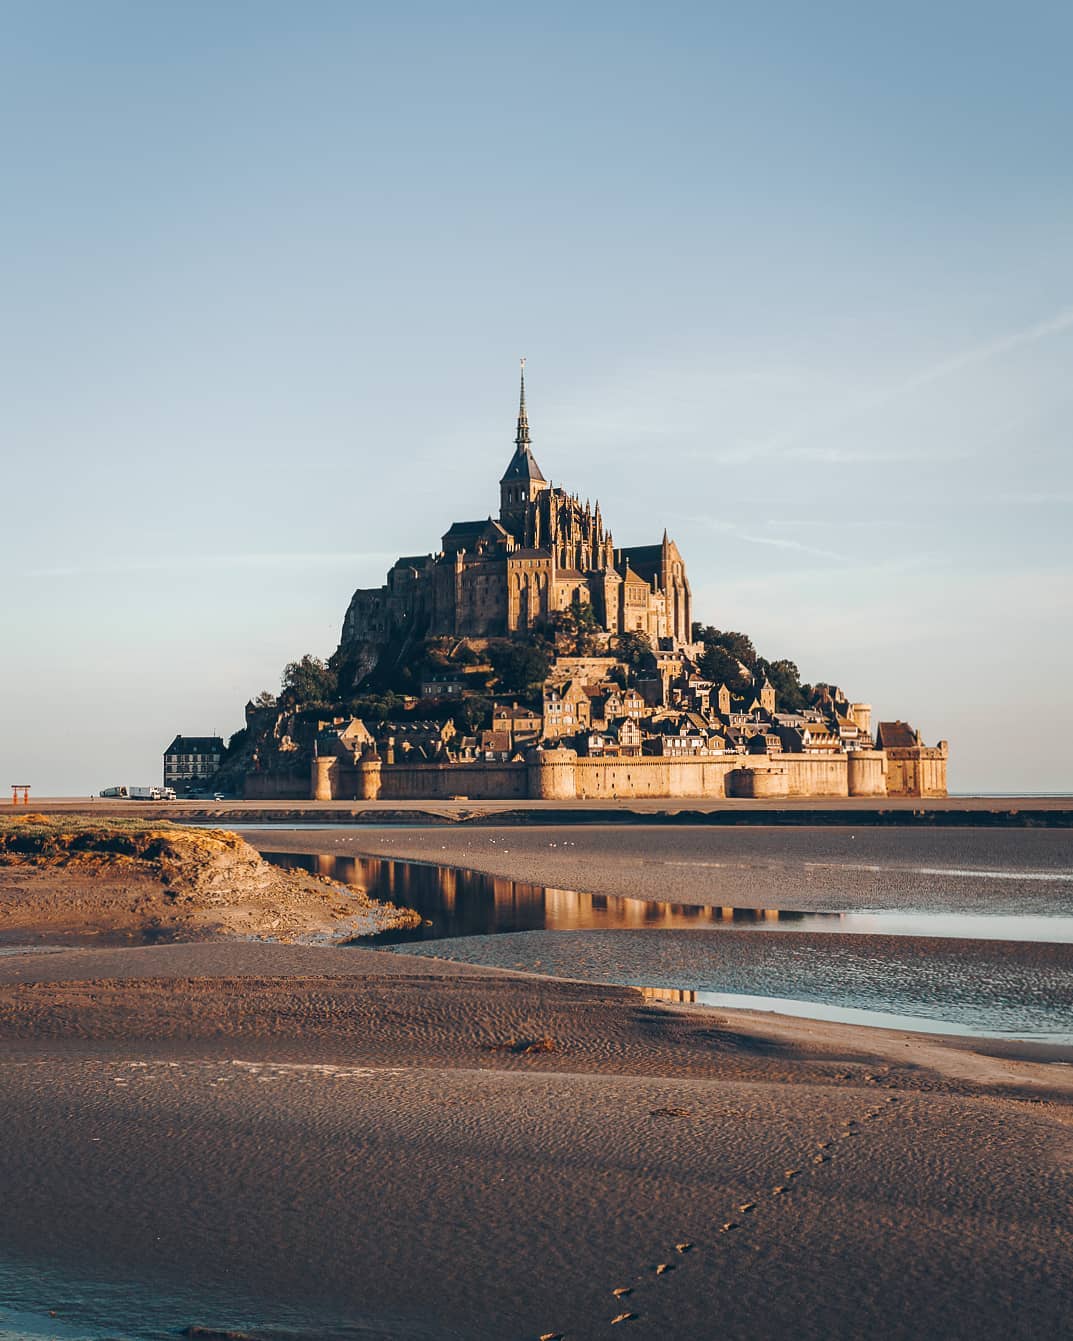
247, 824, 1073, 914
383, 926, 1073, 1043
1, 944, 1072, 1339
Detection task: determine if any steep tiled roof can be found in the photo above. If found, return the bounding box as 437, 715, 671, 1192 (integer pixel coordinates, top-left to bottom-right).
443, 520, 492, 537
876, 720, 919, 749
500, 446, 546, 483
164, 735, 223, 755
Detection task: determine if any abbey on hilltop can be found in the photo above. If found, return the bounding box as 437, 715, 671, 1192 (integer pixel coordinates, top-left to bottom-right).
340, 362, 692, 653
205, 360, 948, 805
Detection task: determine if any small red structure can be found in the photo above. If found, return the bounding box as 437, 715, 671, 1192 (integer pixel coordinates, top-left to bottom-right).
10, 785, 30, 806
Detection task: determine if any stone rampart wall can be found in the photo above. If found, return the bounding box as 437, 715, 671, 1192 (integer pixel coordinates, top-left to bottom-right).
885, 748, 948, 799
379, 761, 528, 800
569, 756, 739, 800
783, 754, 851, 798
244, 770, 310, 800
524, 752, 895, 801
261, 744, 947, 801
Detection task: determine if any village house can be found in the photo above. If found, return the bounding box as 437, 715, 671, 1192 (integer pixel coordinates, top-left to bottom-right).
575, 729, 619, 758
642, 718, 711, 757
490, 701, 543, 749
542, 680, 592, 739
477, 729, 515, 761
163, 735, 225, 794
611, 718, 643, 757
420, 676, 465, 698
603, 686, 646, 721
375, 719, 455, 763
746, 732, 785, 756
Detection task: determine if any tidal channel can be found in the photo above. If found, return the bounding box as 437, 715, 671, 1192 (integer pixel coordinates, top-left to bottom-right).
267, 850, 1073, 944
266, 851, 1073, 1043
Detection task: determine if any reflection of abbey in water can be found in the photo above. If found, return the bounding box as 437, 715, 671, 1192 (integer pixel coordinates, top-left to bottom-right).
640, 987, 698, 1005
283, 852, 830, 943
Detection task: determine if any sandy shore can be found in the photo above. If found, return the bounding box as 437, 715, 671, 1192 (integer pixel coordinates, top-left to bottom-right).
3, 823, 1072, 1337
1, 942, 1072, 1339
31, 794, 1073, 822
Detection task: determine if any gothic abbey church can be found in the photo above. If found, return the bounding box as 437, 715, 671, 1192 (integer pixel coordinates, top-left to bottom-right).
340, 366, 693, 651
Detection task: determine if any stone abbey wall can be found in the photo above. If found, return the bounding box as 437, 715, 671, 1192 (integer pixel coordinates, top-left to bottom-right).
883, 747, 948, 799
378, 761, 528, 801
294, 745, 946, 802
245, 769, 310, 800
533, 755, 738, 800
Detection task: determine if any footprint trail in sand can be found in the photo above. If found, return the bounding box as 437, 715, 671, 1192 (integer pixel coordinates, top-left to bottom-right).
537, 1087, 902, 1336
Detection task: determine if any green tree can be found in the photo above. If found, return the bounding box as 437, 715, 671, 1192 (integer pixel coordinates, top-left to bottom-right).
487, 639, 552, 692
282, 654, 337, 705
422, 641, 453, 671
699, 645, 749, 693
252, 690, 277, 709
225, 727, 249, 755
616, 630, 653, 669
704, 629, 757, 668
764, 658, 806, 712
455, 695, 493, 734
347, 690, 404, 720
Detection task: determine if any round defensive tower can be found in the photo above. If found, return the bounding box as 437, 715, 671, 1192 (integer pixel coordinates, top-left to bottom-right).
847, 749, 886, 797
312, 755, 337, 802
727, 766, 789, 799
526, 747, 578, 800
354, 754, 382, 801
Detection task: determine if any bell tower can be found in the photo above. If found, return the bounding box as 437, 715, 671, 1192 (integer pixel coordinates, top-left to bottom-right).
499, 358, 548, 538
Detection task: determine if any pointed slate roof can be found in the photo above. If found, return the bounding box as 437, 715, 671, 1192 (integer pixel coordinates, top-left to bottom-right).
500, 358, 546, 484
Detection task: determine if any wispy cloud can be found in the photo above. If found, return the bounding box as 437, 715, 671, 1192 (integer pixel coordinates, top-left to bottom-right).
889, 306, 1073, 398
765, 518, 922, 530
667, 513, 850, 562
780, 303, 1073, 461
23, 552, 395, 579
974, 490, 1073, 507
685, 303, 1073, 467
735, 532, 849, 561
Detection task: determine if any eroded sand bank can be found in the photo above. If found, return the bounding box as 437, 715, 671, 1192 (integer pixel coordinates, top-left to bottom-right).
0, 817, 418, 945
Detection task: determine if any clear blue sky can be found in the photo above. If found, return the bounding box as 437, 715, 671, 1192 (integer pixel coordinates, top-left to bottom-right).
3, 1, 1071, 794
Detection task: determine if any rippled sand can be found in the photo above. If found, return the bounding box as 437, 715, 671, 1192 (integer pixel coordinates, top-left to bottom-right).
5, 821, 1073, 1338
1, 942, 1072, 1339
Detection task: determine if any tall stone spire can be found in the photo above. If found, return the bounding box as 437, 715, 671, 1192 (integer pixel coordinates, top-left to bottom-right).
515, 357, 531, 449
500, 357, 547, 535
